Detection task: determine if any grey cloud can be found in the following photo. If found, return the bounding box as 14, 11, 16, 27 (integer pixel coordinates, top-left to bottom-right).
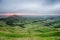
0, 0, 60, 15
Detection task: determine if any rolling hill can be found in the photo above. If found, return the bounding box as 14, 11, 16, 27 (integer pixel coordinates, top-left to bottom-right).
0, 15, 60, 40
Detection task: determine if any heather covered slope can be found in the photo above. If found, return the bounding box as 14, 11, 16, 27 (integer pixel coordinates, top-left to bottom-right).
0, 15, 60, 40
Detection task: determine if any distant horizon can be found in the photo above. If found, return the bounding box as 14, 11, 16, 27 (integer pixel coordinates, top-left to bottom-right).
0, 13, 60, 17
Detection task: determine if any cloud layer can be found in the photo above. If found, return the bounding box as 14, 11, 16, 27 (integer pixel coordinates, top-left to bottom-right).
0, 0, 60, 15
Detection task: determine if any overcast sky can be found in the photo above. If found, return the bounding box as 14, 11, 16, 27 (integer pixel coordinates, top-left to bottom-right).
0, 0, 60, 15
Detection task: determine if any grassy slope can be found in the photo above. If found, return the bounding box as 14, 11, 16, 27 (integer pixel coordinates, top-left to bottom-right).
0, 26, 60, 40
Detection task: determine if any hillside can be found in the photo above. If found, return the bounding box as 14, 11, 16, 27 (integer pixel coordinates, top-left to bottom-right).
0, 15, 60, 40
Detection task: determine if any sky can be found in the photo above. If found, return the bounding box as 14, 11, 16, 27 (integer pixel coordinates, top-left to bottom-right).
0, 0, 60, 15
